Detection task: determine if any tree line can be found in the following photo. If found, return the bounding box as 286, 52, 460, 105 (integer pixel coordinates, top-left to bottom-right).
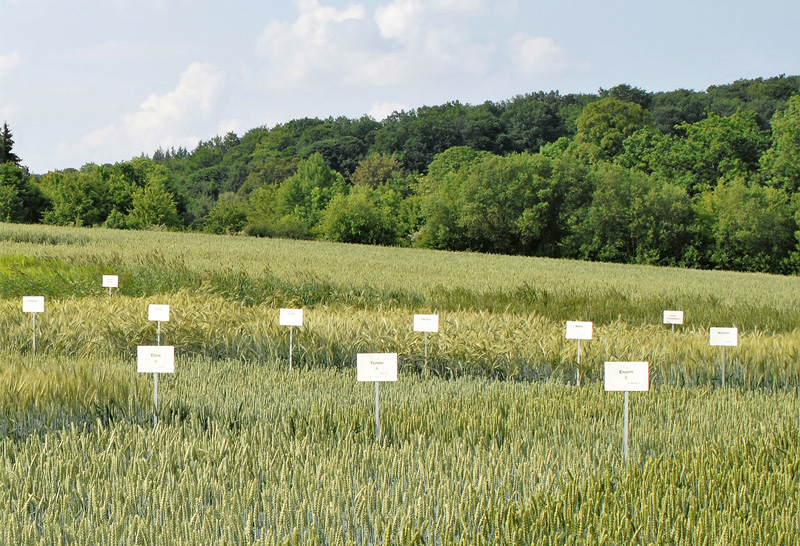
1, 75, 799, 274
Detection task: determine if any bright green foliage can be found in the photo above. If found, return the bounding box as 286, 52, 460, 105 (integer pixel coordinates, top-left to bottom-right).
318, 186, 399, 246
273, 152, 348, 232
244, 183, 315, 239
350, 152, 404, 188
424, 145, 491, 182
694, 179, 796, 273
630, 110, 770, 195
203, 194, 248, 235
576, 164, 697, 266
760, 95, 800, 192
674, 110, 769, 192
5, 77, 800, 277
40, 167, 111, 226
418, 151, 558, 254
39, 159, 175, 229
126, 180, 181, 229
244, 184, 277, 226
415, 147, 490, 251
0, 185, 23, 222
572, 97, 650, 163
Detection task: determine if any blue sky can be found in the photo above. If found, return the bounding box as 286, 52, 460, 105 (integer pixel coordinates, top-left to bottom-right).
2, 0, 798, 174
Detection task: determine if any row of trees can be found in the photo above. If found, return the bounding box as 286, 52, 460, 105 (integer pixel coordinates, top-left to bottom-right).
1, 75, 799, 274
1, 122, 181, 228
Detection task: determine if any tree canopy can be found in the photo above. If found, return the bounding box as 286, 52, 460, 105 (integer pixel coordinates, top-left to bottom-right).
4, 74, 800, 275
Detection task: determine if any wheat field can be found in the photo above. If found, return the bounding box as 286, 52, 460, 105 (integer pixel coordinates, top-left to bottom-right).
0, 223, 798, 544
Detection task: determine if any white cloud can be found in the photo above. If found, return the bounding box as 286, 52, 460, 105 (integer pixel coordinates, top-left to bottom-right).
0, 51, 22, 80
370, 0, 494, 79
256, 0, 367, 86
123, 62, 224, 135
508, 33, 570, 75
375, 0, 423, 40
253, 0, 497, 90
423, 27, 492, 75
369, 101, 410, 120
57, 62, 225, 166
342, 52, 412, 87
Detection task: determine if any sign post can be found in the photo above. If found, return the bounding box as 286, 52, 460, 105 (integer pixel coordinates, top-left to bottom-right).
147, 304, 170, 423
279, 309, 304, 371
357, 353, 398, 442
23, 296, 45, 354
662, 310, 683, 333
604, 361, 649, 463
137, 345, 175, 426
566, 321, 593, 386
413, 314, 439, 365
148, 304, 170, 346
709, 327, 738, 387
102, 275, 119, 296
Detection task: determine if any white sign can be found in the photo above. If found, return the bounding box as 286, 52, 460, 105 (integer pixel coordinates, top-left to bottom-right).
709, 327, 738, 347
148, 304, 170, 322
604, 361, 650, 391
565, 321, 593, 340
357, 353, 398, 382
22, 296, 45, 313
137, 346, 175, 373
279, 308, 304, 327
663, 310, 684, 325
413, 314, 439, 333
102, 275, 119, 288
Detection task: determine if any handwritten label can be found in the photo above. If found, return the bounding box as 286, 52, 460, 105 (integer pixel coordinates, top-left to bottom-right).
413, 314, 439, 333
148, 304, 170, 322
279, 308, 304, 327
137, 345, 175, 373
663, 310, 683, 325
22, 296, 45, 313
566, 321, 593, 340
604, 361, 649, 391
709, 327, 738, 347
357, 353, 398, 382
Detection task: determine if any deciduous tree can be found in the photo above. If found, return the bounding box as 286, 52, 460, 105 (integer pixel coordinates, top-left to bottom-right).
571, 97, 649, 163
0, 163, 46, 222
760, 95, 800, 192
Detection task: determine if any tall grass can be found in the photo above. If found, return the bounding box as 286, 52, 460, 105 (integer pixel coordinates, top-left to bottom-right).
1, 293, 799, 389
1, 223, 799, 543
0, 352, 150, 440
3, 222, 800, 331
0, 356, 797, 544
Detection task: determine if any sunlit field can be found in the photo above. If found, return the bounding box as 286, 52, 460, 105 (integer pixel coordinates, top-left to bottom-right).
0, 223, 798, 544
